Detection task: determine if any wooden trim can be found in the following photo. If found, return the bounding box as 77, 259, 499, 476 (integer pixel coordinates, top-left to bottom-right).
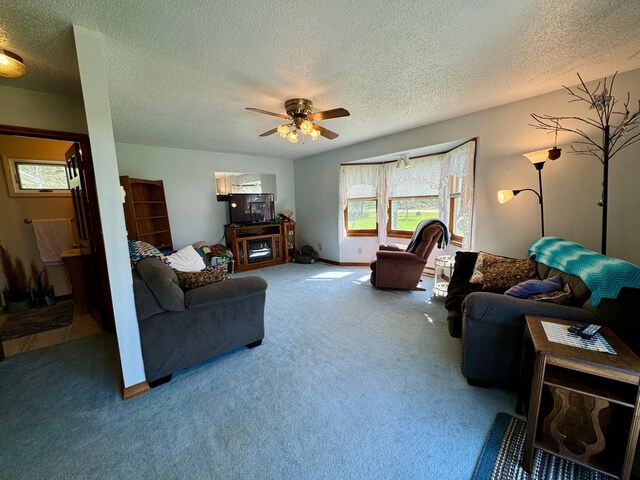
338, 261, 370, 266
122, 381, 150, 400
318, 258, 340, 265
344, 201, 377, 236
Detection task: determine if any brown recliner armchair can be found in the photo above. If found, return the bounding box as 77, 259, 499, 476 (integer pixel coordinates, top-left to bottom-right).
369, 219, 448, 290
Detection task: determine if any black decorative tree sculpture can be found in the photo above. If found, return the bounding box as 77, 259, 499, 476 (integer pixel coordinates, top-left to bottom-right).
530, 73, 640, 255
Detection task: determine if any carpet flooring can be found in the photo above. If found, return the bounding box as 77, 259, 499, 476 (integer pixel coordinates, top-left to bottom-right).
0, 301, 74, 339
0, 263, 515, 479
473, 413, 608, 479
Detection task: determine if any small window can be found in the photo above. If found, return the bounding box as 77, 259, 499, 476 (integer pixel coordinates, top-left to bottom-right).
387, 196, 439, 237
449, 175, 464, 246
3, 157, 70, 197
345, 198, 377, 236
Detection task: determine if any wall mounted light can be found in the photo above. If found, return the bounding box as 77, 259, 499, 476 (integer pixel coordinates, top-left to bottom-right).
0, 49, 26, 78
396, 154, 411, 169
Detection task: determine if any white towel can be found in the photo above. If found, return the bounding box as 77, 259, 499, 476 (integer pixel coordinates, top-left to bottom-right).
32, 219, 74, 266
166, 245, 206, 272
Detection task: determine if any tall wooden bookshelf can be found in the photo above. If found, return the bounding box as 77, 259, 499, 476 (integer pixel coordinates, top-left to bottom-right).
120, 176, 173, 250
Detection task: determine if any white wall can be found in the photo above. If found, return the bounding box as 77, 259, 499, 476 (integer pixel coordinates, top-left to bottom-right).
0, 85, 87, 134
73, 26, 147, 389
115, 143, 294, 249
294, 68, 640, 265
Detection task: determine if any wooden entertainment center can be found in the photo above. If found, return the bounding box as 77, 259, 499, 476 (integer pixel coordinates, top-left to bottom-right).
225, 222, 296, 272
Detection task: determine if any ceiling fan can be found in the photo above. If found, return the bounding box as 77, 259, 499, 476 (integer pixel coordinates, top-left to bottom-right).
246, 98, 350, 143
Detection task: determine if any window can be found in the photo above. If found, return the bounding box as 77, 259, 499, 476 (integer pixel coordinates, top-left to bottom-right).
345, 199, 377, 235
3, 157, 70, 197
449, 175, 464, 246
388, 196, 439, 236
339, 140, 475, 247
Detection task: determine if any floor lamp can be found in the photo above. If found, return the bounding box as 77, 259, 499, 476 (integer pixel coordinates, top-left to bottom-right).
498, 147, 560, 237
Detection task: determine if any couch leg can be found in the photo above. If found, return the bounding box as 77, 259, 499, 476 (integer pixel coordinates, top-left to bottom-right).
467, 378, 490, 388
246, 339, 262, 349
149, 374, 172, 388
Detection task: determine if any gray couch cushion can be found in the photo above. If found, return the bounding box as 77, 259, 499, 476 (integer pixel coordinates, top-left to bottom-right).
185, 276, 268, 309
136, 257, 185, 312
132, 271, 164, 320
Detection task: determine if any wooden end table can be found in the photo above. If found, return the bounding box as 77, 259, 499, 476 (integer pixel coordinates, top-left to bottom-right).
519, 315, 640, 480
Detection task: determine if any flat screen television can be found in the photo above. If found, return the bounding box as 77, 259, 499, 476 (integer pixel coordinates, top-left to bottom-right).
228, 193, 275, 225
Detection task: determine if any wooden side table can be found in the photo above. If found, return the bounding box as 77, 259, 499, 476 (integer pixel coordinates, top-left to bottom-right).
519, 315, 640, 479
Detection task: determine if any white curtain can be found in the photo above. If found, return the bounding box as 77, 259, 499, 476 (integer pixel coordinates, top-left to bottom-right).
339, 164, 385, 243
339, 139, 475, 248
438, 140, 476, 250
385, 154, 442, 198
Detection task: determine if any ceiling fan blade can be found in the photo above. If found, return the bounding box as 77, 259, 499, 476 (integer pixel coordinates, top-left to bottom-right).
246, 107, 290, 120
308, 108, 350, 121
317, 125, 339, 140
259, 127, 279, 137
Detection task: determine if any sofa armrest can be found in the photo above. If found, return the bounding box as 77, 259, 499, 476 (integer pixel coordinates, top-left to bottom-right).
463, 292, 597, 326
185, 276, 268, 309
461, 292, 597, 386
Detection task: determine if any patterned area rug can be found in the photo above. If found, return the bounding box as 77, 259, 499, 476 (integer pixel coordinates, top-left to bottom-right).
473, 413, 609, 479
0, 302, 74, 340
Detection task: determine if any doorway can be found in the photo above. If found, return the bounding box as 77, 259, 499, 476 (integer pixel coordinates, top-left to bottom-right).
0, 125, 114, 360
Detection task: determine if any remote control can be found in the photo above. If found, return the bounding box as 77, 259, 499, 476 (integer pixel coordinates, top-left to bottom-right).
568, 324, 586, 334
578, 324, 602, 339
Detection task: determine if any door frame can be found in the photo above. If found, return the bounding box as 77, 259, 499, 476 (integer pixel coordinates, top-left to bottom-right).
0, 124, 115, 332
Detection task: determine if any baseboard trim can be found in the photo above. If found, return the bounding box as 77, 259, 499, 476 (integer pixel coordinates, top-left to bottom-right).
318, 258, 339, 265
122, 381, 150, 400
319, 258, 370, 266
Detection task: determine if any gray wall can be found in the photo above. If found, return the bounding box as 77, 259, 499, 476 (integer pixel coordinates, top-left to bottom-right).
294, 68, 640, 265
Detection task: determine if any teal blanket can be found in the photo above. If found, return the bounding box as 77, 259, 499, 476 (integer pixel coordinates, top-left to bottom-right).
528, 237, 640, 307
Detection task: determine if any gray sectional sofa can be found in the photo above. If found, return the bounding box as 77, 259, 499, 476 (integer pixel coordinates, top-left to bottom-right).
132, 257, 267, 386
445, 251, 640, 387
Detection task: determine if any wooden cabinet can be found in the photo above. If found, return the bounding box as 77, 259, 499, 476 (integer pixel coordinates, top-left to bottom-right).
282, 221, 297, 263
225, 222, 296, 272
519, 316, 640, 479
120, 176, 173, 250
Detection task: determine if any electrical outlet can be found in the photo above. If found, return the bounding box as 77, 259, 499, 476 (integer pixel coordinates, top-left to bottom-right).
318, 242, 323, 251
357, 247, 362, 254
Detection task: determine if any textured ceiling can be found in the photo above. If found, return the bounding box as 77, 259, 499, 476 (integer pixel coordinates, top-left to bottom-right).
2, 1, 640, 160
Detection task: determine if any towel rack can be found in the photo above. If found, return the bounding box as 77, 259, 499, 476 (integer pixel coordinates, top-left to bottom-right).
24, 217, 74, 225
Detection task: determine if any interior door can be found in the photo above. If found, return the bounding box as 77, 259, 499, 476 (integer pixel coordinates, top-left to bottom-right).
65, 143, 113, 331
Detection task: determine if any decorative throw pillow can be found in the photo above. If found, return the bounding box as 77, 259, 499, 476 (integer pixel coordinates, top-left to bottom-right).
469, 252, 499, 284
174, 268, 226, 291
529, 284, 572, 305
505, 276, 562, 299
128, 240, 169, 268
480, 255, 538, 292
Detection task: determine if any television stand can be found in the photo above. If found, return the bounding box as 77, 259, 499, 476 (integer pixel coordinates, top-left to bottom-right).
225, 222, 296, 272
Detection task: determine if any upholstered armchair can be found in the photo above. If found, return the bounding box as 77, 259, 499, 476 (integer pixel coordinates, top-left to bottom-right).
369, 219, 448, 290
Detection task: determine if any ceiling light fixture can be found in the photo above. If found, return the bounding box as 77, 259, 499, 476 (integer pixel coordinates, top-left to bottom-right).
396, 154, 411, 169
0, 49, 26, 78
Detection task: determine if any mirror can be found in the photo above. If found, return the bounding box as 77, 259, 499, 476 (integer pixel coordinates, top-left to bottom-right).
215, 172, 277, 201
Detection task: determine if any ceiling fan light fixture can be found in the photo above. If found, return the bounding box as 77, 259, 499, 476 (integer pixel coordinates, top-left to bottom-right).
277, 124, 290, 138
287, 130, 299, 143
310, 127, 321, 141
0, 49, 26, 78
300, 120, 314, 135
